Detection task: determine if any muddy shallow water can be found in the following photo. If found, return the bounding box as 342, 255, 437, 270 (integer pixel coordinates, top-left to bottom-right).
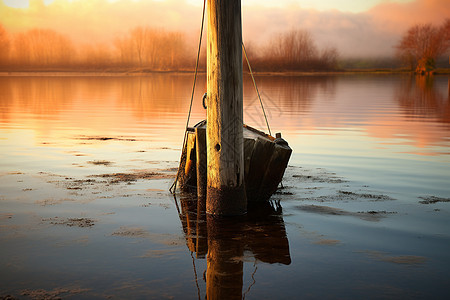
1, 74, 449, 299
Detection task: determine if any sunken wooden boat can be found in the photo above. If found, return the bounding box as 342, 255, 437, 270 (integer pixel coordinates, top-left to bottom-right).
176, 120, 292, 202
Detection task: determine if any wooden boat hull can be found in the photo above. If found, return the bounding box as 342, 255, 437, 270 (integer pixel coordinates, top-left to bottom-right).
177, 120, 292, 202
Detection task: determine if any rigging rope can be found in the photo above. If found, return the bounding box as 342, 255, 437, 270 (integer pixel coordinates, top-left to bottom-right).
242, 42, 272, 136
243, 260, 258, 299
170, 1, 273, 193
191, 251, 202, 300
169, 0, 206, 193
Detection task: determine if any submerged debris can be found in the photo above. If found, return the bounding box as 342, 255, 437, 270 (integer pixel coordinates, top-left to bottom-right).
0, 295, 19, 300
20, 287, 90, 300
361, 250, 427, 265
295, 189, 396, 203
42, 217, 96, 228
419, 196, 450, 204
112, 226, 150, 238
139, 248, 182, 258
77, 136, 137, 142
35, 198, 76, 206
0, 213, 13, 220
87, 160, 113, 166
313, 239, 341, 246
292, 174, 347, 184
297, 205, 395, 222
273, 191, 294, 195
89, 171, 174, 184
338, 190, 395, 201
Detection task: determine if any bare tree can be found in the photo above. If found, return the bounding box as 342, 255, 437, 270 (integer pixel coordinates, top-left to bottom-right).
441, 18, 450, 53
114, 35, 134, 67
396, 19, 450, 73
268, 29, 317, 66
113, 26, 188, 70
12, 32, 30, 66
11, 28, 75, 67
144, 28, 161, 69
261, 28, 338, 71
130, 26, 147, 68
79, 43, 113, 68
319, 46, 339, 70
158, 31, 187, 70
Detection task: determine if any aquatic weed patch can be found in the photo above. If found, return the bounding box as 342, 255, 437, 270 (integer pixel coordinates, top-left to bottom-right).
419, 196, 450, 204
42, 217, 96, 228
20, 287, 90, 300
89, 171, 174, 184
297, 205, 395, 222
87, 160, 113, 166
338, 190, 395, 201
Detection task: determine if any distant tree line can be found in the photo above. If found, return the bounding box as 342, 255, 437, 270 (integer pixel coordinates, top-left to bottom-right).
0, 24, 340, 72
0, 24, 192, 71
2, 20, 450, 73
113, 27, 188, 69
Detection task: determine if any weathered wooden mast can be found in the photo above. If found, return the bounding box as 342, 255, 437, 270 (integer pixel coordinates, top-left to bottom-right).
206, 0, 247, 215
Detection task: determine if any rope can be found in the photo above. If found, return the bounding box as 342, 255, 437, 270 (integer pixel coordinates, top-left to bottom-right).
191, 251, 202, 300
170, 0, 206, 193
170, 4, 272, 192
242, 42, 272, 136
243, 260, 258, 299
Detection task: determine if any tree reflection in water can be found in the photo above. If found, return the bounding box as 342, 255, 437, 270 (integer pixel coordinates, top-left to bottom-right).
174, 193, 291, 299
396, 75, 449, 126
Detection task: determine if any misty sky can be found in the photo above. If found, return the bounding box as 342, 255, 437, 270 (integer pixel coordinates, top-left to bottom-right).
1, 0, 449, 58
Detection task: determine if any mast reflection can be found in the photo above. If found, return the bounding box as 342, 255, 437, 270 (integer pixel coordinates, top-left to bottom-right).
175, 193, 291, 299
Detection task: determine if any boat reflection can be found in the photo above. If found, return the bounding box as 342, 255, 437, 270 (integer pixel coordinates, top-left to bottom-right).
174, 193, 291, 299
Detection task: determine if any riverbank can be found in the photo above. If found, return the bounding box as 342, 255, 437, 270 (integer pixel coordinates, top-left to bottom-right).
1, 68, 449, 77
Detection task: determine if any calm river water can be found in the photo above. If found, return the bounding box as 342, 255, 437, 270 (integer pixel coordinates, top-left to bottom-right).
0, 74, 449, 299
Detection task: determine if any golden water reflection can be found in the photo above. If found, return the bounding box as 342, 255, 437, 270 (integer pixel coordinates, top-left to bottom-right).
175, 193, 291, 299
0, 75, 448, 151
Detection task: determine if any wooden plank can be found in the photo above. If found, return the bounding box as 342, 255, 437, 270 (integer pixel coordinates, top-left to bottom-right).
245, 137, 274, 202
243, 137, 256, 179
179, 132, 197, 192
258, 142, 292, 201
196, 126, 207, 207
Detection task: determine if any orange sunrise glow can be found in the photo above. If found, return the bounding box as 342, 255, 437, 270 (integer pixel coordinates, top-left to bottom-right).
0, 0, 449, 58
1, 1, 450, 299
